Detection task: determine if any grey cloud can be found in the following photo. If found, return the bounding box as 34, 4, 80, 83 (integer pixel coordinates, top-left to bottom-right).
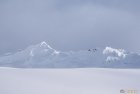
0, 0, 140, 54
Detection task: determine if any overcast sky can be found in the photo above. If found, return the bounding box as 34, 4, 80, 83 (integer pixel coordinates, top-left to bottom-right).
0, 0, 140, 54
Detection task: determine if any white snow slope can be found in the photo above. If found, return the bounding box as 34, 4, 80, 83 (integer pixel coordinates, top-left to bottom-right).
0, 41, 140, 68
0, 67, 139, 94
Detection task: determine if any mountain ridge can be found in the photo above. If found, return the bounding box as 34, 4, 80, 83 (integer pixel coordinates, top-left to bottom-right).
0, 41, 140, 68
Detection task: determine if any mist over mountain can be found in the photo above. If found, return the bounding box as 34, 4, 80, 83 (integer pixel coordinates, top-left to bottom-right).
0, 41, 140, 68
0, 0, 140, 54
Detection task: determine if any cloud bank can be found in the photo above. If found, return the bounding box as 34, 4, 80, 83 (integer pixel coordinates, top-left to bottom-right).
0, 0, 140, 54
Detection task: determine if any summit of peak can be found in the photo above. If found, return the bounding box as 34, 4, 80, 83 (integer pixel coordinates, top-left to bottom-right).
40, 41, 47, 46
39, 41, 52, 49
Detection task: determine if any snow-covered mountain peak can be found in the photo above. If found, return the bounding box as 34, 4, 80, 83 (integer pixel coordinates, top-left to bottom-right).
28, 41, 59, 57
0, 42, 140, 68
103, 47, 127, 57
39, 41, 52, 49
103, 47, 127, 62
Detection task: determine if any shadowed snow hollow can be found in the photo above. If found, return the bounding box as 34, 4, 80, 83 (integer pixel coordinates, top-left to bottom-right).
0, 42, 140, 68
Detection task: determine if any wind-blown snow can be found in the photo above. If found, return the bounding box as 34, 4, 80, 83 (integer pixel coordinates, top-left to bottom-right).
0, 42, 140, 68
0, 67, 139, 94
